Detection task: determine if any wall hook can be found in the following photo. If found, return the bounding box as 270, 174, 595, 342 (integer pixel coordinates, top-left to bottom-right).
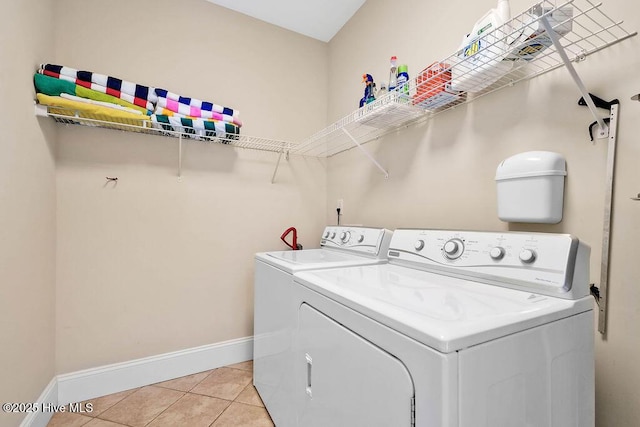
578, 93, 618, 141
106, 177, 118, 182
631, 193, 640, 201
631, 94, 640, 101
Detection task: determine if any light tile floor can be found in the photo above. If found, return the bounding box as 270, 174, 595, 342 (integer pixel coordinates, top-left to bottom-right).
47, 361, 274, 427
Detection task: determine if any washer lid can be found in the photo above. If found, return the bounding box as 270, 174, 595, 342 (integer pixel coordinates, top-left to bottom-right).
256, 249, 385, 273
294, 264, 593, 353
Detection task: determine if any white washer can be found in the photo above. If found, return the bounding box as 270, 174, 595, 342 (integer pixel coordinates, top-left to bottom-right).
253, 226, 392, 426
293, 229, 595, 427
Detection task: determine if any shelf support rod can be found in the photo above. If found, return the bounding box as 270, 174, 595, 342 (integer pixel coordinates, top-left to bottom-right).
597, 103, 619, 335
341, 128, 389, 178
178, 133, 183, 178
539, 15, 608, 138
271, 145, 286, 184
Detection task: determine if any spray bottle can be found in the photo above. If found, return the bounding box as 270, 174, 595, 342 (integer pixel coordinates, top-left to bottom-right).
359, 73, 376, 107
388, 56, 398, 92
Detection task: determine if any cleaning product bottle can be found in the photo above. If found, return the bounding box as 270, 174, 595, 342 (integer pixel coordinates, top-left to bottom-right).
388, 56, 398, 92
359, 73, 376, 108
450, 0, 513, 93
505, 6, 573, 61
397, 64, 409, 98
376, 81, 388, 98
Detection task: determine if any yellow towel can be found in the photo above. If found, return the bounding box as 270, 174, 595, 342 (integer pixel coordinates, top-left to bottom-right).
37, 93, 151, 128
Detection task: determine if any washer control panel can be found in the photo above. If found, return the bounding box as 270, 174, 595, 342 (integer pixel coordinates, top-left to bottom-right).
387, 229, 590, 299
321, 226, 392, 258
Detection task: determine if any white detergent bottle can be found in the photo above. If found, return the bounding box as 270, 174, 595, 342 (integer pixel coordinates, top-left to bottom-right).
450, 0, 514, 93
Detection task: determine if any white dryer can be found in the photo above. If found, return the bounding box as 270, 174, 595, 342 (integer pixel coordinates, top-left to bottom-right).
253, 226, 392, 426
293, 229, 594, 427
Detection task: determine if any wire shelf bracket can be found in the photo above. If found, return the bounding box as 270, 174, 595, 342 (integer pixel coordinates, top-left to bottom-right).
538, 7, 608, 138
271, 147, 290, 184
341, 128, 389, 178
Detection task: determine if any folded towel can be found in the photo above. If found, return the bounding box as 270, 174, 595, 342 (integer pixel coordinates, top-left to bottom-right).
60, 93, 143, 115
40, 63, 157, 103
151, 114, 240, 141
37, 93, 151, 128
155, 88, 240, 122
33, 73, 77, 97
35, 73, 149, 115
37, 65, 244, 139
40, 67, 155, 111
154, 105, 242, 127
75, 86, 150, 115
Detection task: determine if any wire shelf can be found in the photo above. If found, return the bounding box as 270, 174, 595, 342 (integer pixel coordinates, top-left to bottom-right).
35, 104, 295, 154
424, 0, 636, 116
293, 91, 427, 157
295, 0, 636, 158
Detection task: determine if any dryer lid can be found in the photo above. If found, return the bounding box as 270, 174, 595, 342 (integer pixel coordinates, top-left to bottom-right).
294, 264, 593, 353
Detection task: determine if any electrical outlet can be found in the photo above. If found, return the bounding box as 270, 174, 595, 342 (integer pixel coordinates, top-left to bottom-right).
337, 199, 344, 210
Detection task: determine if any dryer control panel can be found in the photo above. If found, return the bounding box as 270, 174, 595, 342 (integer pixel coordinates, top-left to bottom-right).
387, 229, 590, 300
321, 226, 392, 258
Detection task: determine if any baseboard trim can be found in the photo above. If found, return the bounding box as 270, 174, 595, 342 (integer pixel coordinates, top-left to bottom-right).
19, 378, 57, 427
57, 336, 253, 405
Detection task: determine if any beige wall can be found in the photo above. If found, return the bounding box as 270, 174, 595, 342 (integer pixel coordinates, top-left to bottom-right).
5, 0, 638, 425
0, 1, 57, 426
327, 0, 640, 426
53, 0, 328, 373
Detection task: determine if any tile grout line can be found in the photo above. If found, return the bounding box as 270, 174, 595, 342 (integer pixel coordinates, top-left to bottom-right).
206, 397, 229, 427
188, 369, 217, 392
186, 390, 235, 402
88, 388, 140, 421
138, 368, 219, 427
141, 389, 187, 427
204, 364, 257, 427
235, 383, 267, 408
142, 367, 249, 427
93, 387, 153, 427
208, 400, 253, 427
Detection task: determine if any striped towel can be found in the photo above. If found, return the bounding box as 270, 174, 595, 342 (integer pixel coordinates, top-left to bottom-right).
151, 114, 240, 141
39, 64, 156, 111
34, 73, 150, 115
154, 106, 242, 127
155, 88, 240, 123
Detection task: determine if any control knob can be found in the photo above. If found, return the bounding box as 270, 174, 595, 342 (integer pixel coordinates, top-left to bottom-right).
489, 246, 505, 260
340, 231, 351, 242
414, 240, 425, 251
324, 231, 330, 238
330, 232, 336, 239
443, 238, 464, 259
357, 234, 365, 243
519, 249, 537, 264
